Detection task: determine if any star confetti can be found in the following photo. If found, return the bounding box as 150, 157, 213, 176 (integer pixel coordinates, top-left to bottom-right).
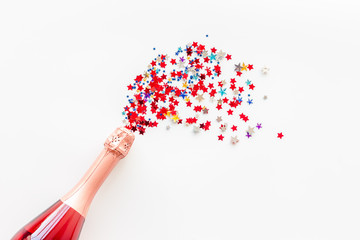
231, 136, 239, 145
218, 134, 224, 141
277, 132, 284, 139
262, 66, 270, 74
121, 42, 282, 144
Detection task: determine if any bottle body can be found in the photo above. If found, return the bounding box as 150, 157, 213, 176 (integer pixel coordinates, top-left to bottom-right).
11, 127, 135, 240
11, 201, 85, 240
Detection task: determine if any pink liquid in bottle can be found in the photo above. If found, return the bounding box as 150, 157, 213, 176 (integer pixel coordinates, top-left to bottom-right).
12, 201, 84, 240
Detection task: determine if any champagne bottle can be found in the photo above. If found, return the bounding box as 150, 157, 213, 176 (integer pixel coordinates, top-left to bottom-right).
11, 127, 135, 240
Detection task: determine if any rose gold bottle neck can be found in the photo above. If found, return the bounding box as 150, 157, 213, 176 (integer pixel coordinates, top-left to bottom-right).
61, 149, 123, 217
60, 127, 135, 218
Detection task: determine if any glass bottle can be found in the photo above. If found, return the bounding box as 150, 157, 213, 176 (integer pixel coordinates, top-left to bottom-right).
11, 127, 135, 240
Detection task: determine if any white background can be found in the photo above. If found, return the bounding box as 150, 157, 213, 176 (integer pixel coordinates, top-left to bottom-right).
1, 0, 360, 239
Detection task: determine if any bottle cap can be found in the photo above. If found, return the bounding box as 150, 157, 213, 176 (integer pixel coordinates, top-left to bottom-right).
104, 127, 135, 157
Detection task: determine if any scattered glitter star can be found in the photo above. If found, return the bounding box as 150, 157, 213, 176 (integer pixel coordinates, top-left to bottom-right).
122, 42, 281, 144
218, 88, 227, 96
196, 93, 205, 102
193, 126, 200, 133
234, 63, 241, 72
217, 50, 226, 61
231, 125, 237, 131
277, 132, 284, 139
247, 126, 255, 135
241, 63, 248, 71
231, 136, 239, 145
262, 66, 270, 74
220, 123, 227, 132
171, 114, 180, 122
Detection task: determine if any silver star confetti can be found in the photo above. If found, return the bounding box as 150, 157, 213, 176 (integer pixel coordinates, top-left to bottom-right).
196, 93, 205, 102
231, 136, 239, 145
188, 66, 196, 74
220, 123, 228, 132
234, 63, 242, 72
217, 50, 226, 61
262, 66, 270, 74
178, 61, 185, 69
193, 126, 200, 133
247, 126, 255, 135
202, 50, 209, 58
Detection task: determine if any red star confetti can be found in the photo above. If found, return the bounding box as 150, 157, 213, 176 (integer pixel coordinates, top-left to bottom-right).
121, 42, 281, 144
218, 134, 224, 141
